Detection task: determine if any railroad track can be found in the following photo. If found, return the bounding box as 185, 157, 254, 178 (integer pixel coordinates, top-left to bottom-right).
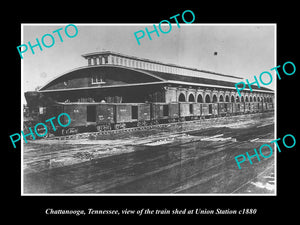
23, 113, 275, 194
98, 139, 273, 194
24, 119, 273, 174
45, 112, 273, 141
230, 162, 275, 194
40, 131, 273, 193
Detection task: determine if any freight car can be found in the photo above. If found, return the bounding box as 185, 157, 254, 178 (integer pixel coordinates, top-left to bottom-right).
33, 101, 273, 135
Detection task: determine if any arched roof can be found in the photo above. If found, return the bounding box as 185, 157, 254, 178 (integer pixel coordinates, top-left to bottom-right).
39, 65, 165, 91
39, 64, 274, 94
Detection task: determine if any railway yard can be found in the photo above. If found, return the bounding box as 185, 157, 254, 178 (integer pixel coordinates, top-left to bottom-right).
23, 112, 275, 194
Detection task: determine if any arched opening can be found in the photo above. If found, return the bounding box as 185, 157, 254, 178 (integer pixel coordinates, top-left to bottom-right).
212, 95, 218, 103
188, 93, 195, 102
205, 94, 211, 103
245, 96, 249, 102
219, 95, 224, 102
197, 94, 203, 103
178, 93, 186, 102
236, 96, 240, 102
250, 96, 253, 102
231, 95, 235, 103
257, 97, 260, 102
253, 96, 256, 102
241, 96, 244, 102
225, 95, 229, 102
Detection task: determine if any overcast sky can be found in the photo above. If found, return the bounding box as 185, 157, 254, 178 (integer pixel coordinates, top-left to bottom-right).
22, 24, 275, 96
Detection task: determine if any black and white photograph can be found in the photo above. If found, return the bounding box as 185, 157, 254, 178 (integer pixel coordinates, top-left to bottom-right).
21, 24, 276, 195
5, 5, 298, 220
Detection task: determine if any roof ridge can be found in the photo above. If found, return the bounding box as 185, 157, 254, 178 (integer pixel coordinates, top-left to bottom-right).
81, 50, 243, 80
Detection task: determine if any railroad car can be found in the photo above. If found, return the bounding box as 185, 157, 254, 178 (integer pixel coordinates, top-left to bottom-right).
258, 102, 263, 112
96, 103, 115, 130
218, 102, 227, 116
151, 102, 179, 123
253, 102, 259, 113
200, 103, 211, 118
225, 103, 233, 115
244, 102, 250, 113
179, 102, 191, 119
267, 103, 273, 111
192, 103, 201, 119
235, 103, 240, 114
240, 102, 245, 114
263, 102, 268, 111
29, 98, 274, 136
249, 102, 255, 113
212, 103, 219, 117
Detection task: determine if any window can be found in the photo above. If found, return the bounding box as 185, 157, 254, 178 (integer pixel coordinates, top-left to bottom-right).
39, 107, 46, 114
219, 95, 224, 102
205, 95, 211, 103
197, 94, 203, 103
92, 76, 97, 83
231, 96, 235, 102
188, 94, 195, 102
93, 58, 97, 65
91, 74, 106, 84
178, 93, 186, 102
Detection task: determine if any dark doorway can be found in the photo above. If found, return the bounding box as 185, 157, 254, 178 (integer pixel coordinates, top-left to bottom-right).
163, 105, 169, 117
87, 105, 96, 122
209, 104, 212, 114
189, 104, 194, 114
132, 106, 138, 119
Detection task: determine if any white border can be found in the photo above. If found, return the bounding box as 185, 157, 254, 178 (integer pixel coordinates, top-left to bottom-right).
21, 23, 277, 196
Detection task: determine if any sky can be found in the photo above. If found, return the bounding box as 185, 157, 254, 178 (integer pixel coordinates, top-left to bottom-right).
22, 24, 275, 99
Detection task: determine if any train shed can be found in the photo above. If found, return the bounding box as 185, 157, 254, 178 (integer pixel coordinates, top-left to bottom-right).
31, 51, 274, 107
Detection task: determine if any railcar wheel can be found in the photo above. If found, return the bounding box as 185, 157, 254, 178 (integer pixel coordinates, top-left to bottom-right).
42, 132, 50, 138
179, 117, 185, 122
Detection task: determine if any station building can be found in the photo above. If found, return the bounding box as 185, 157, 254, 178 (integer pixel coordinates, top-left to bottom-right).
34, 51, 274, 106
